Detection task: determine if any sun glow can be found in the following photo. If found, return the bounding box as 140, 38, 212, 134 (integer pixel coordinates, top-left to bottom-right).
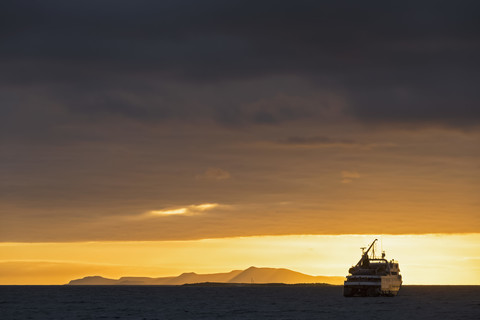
1, 234, 479, 285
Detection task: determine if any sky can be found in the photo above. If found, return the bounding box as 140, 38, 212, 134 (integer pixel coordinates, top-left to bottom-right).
1, 1, 479, 284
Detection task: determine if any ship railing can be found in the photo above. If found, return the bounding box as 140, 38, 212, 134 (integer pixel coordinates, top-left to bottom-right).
346, 275, 381, 279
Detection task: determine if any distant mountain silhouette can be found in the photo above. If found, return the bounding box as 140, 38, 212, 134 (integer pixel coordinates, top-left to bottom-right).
229, 266, 340, 284
68, 276, 119, 285
67, 267, 344, 285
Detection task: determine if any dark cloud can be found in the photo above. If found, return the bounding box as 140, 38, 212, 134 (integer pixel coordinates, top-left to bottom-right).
281, 136, 357, 147
1, 0, 479, 138
196, 168, 231, 180
259, 135, 394, 150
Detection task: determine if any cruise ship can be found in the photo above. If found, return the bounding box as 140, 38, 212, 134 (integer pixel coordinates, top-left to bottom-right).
343, 239, 402, 297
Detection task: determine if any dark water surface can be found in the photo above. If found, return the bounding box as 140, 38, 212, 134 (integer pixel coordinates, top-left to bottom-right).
1, 286, 479, 319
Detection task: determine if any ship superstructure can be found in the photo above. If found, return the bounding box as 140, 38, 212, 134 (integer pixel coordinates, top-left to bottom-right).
343, 239, 402, 297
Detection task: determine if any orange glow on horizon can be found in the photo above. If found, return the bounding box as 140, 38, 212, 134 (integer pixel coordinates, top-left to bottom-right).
0, 234, 479, 285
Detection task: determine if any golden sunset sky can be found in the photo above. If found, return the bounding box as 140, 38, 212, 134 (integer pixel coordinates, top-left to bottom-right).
1, 2, 479, 284
1, 235, 479, 285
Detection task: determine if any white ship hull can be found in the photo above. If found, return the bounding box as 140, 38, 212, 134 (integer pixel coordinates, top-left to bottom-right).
344, 275, 402, 297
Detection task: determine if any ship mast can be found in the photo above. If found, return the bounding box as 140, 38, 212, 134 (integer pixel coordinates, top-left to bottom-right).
355, 239, 378, 267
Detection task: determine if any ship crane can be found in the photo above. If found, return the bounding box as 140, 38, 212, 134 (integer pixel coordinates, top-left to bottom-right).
355, 239, 378, 268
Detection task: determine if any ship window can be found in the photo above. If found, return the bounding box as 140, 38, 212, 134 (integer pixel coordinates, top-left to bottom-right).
391, 272, 398, 275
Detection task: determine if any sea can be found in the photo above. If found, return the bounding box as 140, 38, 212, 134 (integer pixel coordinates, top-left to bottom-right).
1, 286, 479, 319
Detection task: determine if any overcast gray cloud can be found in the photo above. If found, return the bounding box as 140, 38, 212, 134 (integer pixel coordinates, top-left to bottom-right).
1, 0, 479, 136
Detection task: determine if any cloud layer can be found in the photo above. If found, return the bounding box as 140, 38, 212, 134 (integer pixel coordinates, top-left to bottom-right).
1, 1, 479, 242
1, 0, 479, 136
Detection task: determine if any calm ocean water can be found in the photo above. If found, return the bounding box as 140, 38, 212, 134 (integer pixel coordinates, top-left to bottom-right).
0, 286, 479, 319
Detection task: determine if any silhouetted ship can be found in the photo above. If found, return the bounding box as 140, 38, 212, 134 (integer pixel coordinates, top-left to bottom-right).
343, 239, 402, 297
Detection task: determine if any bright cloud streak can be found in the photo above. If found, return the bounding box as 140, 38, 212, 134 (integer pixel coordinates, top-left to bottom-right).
150, 208, 188, 215
149, 203, 219, 216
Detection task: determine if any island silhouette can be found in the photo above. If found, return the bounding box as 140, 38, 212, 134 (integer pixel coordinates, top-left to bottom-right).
67, 266, 344, 285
